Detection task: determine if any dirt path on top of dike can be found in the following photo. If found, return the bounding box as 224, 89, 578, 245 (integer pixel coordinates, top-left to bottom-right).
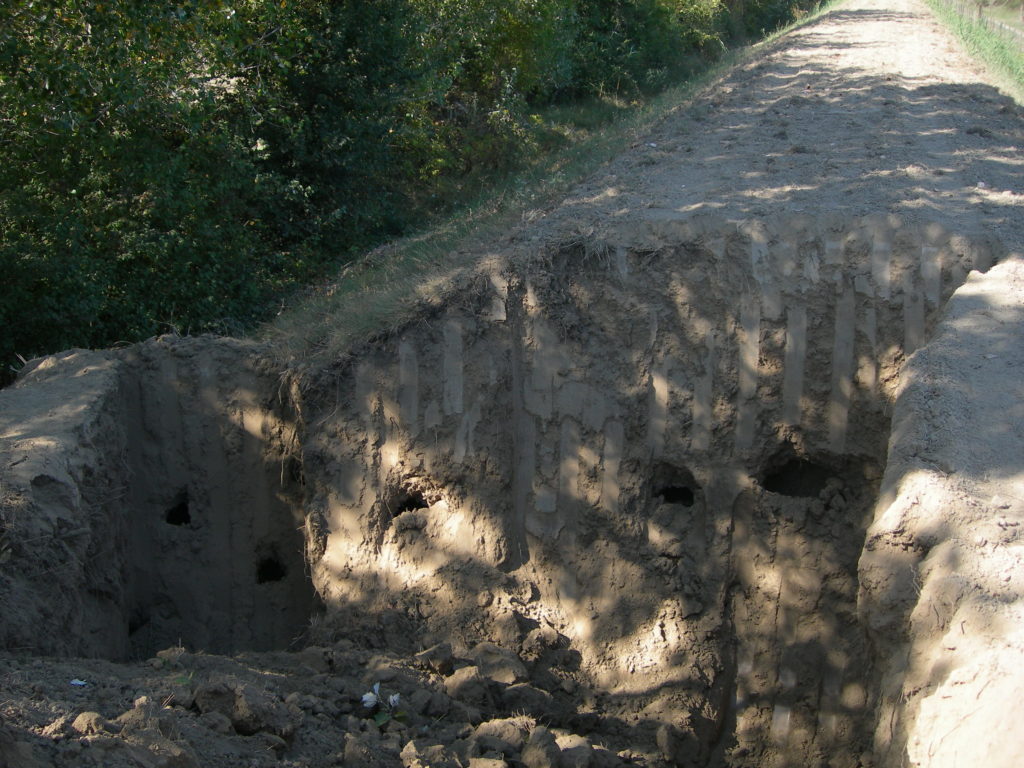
2, 1, 1023, 768
523, 0, 1022, 252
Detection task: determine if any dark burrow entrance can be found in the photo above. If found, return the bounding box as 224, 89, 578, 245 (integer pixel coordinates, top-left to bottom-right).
761, 455, 833, 498
721, 449, 883, 766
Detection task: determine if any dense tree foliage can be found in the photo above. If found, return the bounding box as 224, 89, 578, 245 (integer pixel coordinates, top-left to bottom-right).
1, 0, 815, 372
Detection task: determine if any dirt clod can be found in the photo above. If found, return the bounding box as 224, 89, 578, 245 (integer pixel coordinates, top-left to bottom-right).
521, 726, 562, 768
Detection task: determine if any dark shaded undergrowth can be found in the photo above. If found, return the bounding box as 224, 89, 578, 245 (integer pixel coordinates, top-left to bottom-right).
0, 0, 821, 379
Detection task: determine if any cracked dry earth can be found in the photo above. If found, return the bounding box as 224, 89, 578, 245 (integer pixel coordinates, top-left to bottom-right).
1, 0, 1023, 767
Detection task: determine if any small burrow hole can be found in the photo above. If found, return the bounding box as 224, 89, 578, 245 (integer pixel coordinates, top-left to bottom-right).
127, 609, 149, 638
657, 485, 696, 506
164, 491, 191, 526
256, 555, 287, 584
392, 490, 429, 515
651, 462, 700, 507
285, 456, 304, 486
762, 457, 833, 498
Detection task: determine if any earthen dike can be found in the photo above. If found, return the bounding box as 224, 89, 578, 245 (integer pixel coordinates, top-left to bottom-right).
2, 0, 1023, 766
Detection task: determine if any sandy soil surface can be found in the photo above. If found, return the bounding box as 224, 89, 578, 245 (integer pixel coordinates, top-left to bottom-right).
2, 1, 1023, 767
527, 0, 1023, 249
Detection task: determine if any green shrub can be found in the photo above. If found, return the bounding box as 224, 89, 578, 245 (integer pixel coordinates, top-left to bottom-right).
1, 0, 818, 376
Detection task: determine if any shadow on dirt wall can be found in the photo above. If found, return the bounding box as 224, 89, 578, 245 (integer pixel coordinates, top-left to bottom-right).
291, 226, 917, 765
0, 245, 1011, 765
304, 466, 875, 765
0, 214, 1012, 764
0, 339, 321, 661
289, 151, 1020, 757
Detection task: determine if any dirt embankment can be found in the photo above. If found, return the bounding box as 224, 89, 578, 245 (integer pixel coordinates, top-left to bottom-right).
2, 0, 1024, 767
859, 259, 1024, 767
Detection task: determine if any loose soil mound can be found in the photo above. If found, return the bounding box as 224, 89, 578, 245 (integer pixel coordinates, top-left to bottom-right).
2, 1, 1023, 767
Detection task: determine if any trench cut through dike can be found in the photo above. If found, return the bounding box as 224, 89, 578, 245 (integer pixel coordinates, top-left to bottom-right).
0, 214, 1007, 766
292, 214, 1002, 766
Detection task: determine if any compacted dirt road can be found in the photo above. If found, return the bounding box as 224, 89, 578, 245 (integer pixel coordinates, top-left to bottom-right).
1, 1, 1022, 767
536, 0, 1022, 248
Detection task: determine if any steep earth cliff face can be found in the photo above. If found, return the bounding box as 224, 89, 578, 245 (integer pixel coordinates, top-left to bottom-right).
2, 0, 1024, 765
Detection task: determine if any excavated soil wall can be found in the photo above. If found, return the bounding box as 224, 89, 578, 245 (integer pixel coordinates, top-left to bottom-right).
294, 214, 998, 767
0, 339, 319, 660
0, 214, 1006, 767
5, 0, 1024, 761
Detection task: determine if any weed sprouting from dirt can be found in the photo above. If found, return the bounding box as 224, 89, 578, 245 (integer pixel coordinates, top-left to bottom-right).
361, 682, 406, 727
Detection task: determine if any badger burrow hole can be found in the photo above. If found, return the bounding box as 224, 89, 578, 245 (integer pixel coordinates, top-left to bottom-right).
284, 456, 305, 486
651, 462, 701, 507
390, 489, 429, 515
256, 552, 287, 584
657, 484, 696, 506
379, 485, 435, 535
127, 607, 149, 638
163, 490, 191, 526
761, 453, 834, 498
